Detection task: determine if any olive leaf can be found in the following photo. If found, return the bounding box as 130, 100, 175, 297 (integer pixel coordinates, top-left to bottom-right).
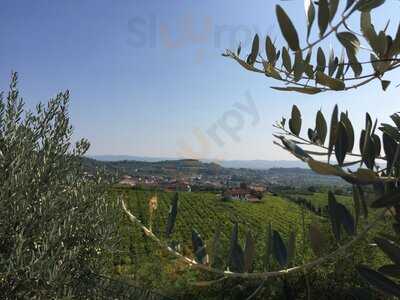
360, 11, 380, 54
337, 202, 356, 236
247, 34, 259, 65
166, 192, 178, 237
328, 50, 338, 76
383, 132, 397, 170
357, 265, 400, 297
266, 36, 277, 65
244, 230, 256, 273
371, 190, 400, 208
271, 86, 322, 94
289, 105, 302, 136
340, 112, 355, 153
316, 47, 326, 72
353, 185, 368, 220
380, 124, 400, 141
264, 222, 273, 271
379, 265, 400, 279
391, 113, 400, 130
356, 0, 386, 12
335, 121, 349, 166
308, 128, 316, 142
228, 223, 244, 272
209, 226, 221, 267
308, 159, 345, 176
276, 5, 300, 51
293, 51, 305, 81
304, 0, 315, 39
287, 230, 296, 265
335, 51, 345, 79
328, 191, 341, 241
273, 230, 288, 267
337, 32, 360, 56
329, 0, 339, 21
309, 222, 325, 256
371, 134, 381, 158
374, 237, 400, 265
282, 47, 292, 72
191, 229, 208, 264
318, 0, 330, 37
316, 71, 345, 90
360, 131, 376, 169
315, 110, 328, 145
328, 105, 339, 161
352, 185, 361, 227
352, 168, 378, 183
356, 185, 368, 219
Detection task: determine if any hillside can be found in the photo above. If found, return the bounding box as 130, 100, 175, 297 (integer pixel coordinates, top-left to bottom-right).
83, 157, 225, 176
111, 188, 389, 299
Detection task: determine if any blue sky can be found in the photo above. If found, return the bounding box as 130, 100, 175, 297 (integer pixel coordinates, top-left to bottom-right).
0, 0, 399, 160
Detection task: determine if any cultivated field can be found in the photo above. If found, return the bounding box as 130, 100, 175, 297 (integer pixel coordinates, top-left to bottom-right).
110, 188, 391, 298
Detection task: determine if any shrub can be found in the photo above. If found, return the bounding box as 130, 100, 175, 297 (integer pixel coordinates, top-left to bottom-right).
0, 73, 118, 299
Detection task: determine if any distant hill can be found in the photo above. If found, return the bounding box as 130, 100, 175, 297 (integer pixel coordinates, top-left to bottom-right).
89, 155, 171, 162
82, 157, 227, 177
83, 157, 348, 187
89, 155, 307, 170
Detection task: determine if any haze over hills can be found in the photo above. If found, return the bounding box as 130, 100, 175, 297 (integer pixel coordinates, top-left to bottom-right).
89, 155, 307, 170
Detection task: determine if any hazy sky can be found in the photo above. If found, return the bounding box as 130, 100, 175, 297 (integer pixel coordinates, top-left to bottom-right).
1, 0, 399, 160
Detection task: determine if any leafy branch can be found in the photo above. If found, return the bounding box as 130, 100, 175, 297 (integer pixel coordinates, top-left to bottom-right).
273, 103, 400, 296
223, 0, 400, 93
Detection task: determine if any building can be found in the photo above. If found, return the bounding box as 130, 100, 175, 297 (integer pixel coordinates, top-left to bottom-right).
249, 184, 268, 193
222, 187, 263, 202
119, 175, 137, 187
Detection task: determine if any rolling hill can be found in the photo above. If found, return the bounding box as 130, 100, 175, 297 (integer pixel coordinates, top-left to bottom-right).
89, 155, 308, 169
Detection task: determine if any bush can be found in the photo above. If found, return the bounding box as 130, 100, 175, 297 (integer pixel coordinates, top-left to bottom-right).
0, 73, 118, 299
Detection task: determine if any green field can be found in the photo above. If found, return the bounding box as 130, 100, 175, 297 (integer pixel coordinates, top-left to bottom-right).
110, 188, 392, 299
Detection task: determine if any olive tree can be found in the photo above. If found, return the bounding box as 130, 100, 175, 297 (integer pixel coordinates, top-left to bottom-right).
0, 73, 120, 299
122, 1, 400, 298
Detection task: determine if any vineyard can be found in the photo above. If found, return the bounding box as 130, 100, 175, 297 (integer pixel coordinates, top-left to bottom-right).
286, 192, 353, 210
110, 187, 392, 298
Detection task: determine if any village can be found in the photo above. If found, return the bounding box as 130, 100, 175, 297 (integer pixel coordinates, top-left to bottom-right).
118, 174, 268, 202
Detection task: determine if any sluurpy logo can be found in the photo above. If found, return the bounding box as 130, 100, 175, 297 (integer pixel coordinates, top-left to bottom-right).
127, 12, 273, 63
176, 91, 260, 162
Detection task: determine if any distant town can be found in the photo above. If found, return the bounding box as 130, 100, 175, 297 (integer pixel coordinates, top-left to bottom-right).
82, 157, 351, 200
118, 173, 267, 201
